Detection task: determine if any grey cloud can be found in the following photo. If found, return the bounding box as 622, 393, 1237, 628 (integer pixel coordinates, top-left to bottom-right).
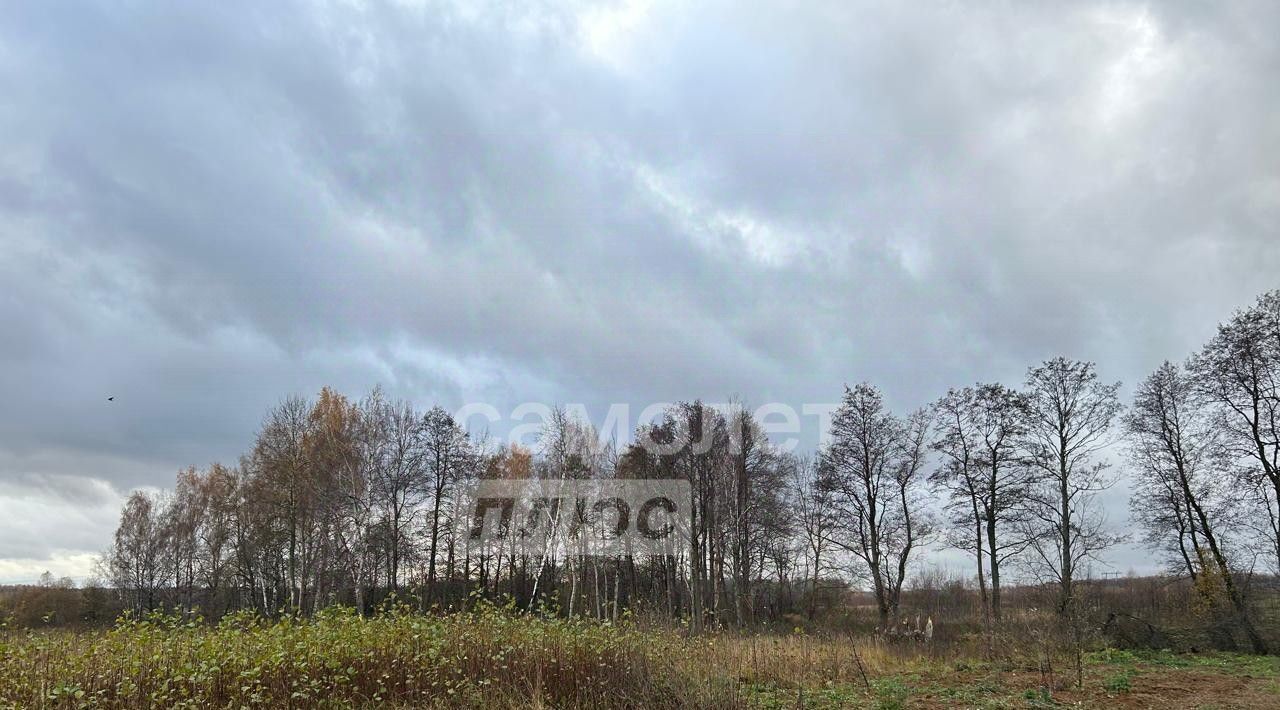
1, 0, 1278, 577
0, 471, 122, 565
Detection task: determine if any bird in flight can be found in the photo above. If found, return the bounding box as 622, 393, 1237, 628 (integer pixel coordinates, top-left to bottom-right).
107, 397, 114, 402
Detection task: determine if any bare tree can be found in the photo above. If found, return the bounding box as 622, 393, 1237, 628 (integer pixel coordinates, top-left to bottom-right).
1022, 358, 1123, 617
193, 463, 238, 614
676, 401, 728, 631
788, 455, 837, 620
931, 388, 990, 623
820, 383, 932, 627
893, 408, 934, 615
364, 393, 427, 592
420, 405, 474, 595
249, 395, 314, 612
1126, 361, 1267, 652
108, 490, 171, 615
1189, 290, 1280, 576
165, 468, 203, 615
931, 384, 1033, 623
1021, 358, 1124, 689
728, 404, 779, 626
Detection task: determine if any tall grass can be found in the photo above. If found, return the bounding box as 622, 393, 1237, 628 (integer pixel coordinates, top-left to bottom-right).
8, 603, 1256, 709
0, 603, 738, 709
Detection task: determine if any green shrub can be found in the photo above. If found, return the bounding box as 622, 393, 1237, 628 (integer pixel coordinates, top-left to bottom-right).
1103, 670, 1133, 694
871, 677, 909, 710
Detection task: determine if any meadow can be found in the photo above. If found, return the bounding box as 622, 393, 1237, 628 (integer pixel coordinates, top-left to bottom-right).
1, 603, 1276, 709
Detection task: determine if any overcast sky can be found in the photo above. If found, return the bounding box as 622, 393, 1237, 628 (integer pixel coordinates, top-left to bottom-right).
2, 0, 1278, 584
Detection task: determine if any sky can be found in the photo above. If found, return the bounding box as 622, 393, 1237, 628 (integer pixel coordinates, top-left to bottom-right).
1, 0, 1278, 585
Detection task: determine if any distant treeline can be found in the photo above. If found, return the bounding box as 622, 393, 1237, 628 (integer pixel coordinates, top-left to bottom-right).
17, 291, 1280, 652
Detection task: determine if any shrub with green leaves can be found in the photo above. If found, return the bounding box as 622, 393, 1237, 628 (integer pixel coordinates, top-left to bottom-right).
1103, 670, 1133, 694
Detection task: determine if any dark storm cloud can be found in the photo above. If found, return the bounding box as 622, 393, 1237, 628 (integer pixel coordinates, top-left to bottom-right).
1, 0, 1278, 578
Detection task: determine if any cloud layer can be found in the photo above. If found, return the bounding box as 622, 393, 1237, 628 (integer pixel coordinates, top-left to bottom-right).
2, 0, 1278, 581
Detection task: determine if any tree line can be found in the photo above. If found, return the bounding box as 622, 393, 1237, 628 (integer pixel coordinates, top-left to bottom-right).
102, 291, 1280, 651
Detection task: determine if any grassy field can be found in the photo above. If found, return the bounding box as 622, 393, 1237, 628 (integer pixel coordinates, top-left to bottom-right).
1, 605, 1276, 709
